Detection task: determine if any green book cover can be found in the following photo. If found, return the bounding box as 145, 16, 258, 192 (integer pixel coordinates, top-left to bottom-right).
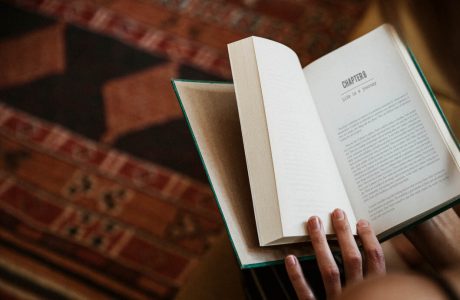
171, 79, 319, 269
171, 42, 460, 269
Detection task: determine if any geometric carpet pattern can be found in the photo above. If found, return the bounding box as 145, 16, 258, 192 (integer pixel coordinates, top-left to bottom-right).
0, 0, 369, 298
0, 104, 220, 299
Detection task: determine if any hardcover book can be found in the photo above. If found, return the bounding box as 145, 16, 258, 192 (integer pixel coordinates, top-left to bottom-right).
171, 24, 460, 268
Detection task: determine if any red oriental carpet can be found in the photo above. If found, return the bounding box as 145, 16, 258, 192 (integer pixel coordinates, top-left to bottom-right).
0, 0, 369, 299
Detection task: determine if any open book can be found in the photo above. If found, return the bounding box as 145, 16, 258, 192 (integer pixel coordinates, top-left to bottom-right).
172, 24, 460, 268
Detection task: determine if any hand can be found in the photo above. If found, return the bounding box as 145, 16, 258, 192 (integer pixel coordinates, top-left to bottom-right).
285, 209, 386, 300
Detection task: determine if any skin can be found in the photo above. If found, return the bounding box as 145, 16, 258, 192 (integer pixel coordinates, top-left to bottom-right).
340, 269, 460, 300
285, 208, 460, 300
285, 209, 385, 300
404, 209, 460, 270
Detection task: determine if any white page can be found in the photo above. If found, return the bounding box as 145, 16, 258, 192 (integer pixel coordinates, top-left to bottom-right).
303, 25, 460, 235
252, 38, 356, 236
173, 81, 318, 266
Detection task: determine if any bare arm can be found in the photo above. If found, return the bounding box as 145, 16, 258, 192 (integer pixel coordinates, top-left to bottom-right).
404, 208, 460, 270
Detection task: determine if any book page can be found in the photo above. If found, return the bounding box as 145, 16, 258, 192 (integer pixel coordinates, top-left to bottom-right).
304, 25, 460, 235
173, 80, 340, 267
251, 38, 356, 237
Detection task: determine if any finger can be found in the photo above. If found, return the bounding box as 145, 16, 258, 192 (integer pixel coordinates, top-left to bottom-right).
357, 219, 386, 275
332, 209, 363, 285
285, 255, 315, 300
308, 216, 341, 299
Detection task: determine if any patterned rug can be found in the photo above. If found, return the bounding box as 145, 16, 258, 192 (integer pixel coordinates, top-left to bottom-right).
0, 0, 369, 299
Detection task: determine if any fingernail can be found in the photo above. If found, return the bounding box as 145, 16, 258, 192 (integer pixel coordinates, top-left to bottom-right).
308, 216, 320, 231
286, 255, 296, 266
333, 209, 344, 220
357, 219, 369, 228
